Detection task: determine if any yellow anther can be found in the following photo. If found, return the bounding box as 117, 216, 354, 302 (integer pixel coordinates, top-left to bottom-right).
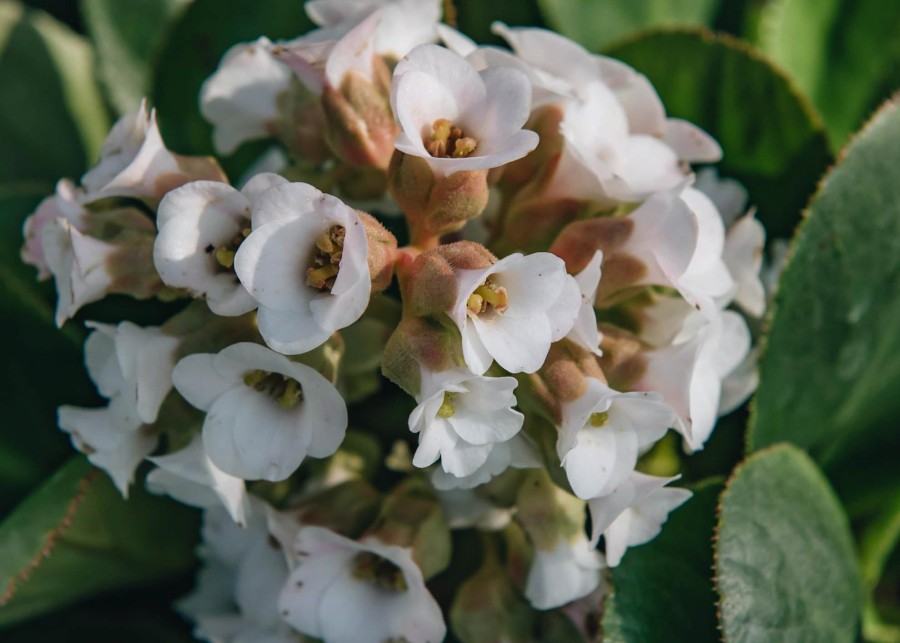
437, 392, 457, 418
589, 411, 610, 428
214, 247, 236, 269
452, 137, 478, 158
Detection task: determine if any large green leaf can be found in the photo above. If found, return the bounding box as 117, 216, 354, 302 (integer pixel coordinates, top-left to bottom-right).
602, 479, 722, 643
749, 99, 900, 470
715, 445, 861, 643
0, 457, 198, 628
607, 28, 832, 239
150, 0, 312, 160
0, 188, 96, 514
80, 0, 191, 115
0, 1, 108, 184
752, 0, 900, 149
538, 0, 719, 50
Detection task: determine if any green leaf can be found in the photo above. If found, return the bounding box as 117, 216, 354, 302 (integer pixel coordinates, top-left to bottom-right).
749, 99, 900, 468
602, 479, 722, 643
752, 0, 900, 149
0, 457, 199, 628
607, 28, 832, 239
453, 0, 544, 45
538, 0, 719, 50
80, 0, 191, 115
150, 0, 312, 164
0, 187, 97, 514
858, 487, 900, 642
0, 1, 109, 184
715, 445, 861, 642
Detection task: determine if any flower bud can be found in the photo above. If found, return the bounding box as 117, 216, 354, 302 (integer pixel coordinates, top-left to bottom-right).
359, 211, 398, 291
280, 479, 383, 539
381, 316, 463, 396
321, 60, 397, 170
596, 324, 648, 391
365, 477, 451, 580
404, 241, 496, 317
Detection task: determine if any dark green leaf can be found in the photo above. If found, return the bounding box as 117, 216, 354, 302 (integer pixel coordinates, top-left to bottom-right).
752, 0, 900, 149
749, 99, 900, 469
0, 187, 96, 514
602, 479, 722, 643
0, 457, 198, 628
0, 1, 108, 184
607, 28, 832, 239
80, 0, 191, 115
453, 0, 544, 45
715, 445, 861, 643
538, 0, 719, 50
150, 0, 312, 168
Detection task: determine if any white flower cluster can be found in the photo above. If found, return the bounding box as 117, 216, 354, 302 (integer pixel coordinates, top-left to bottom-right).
22, 0, 774, 640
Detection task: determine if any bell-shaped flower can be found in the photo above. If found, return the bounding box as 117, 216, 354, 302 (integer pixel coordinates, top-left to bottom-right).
408, 369, 525, 479
391, 43, 539, 179
80, 99, 225, 204
587, 472, 691, 566
450, 251, 580, 374
278, 525, 446, 642
172, 342, 348, 481
724, 211, 767, 317
525, 532, 605, 610
179, 501, 294, 643
154, 173, 288, 316
557, 377, 673, 500
430, 433, 540, 491
636, 308, 751, 451
200, 37, 295, 155
306, 0, 442, 61
58, 321, 180, 494
21, 179, 86, 280
233, 182, 373, 355
147, 434, 248, 526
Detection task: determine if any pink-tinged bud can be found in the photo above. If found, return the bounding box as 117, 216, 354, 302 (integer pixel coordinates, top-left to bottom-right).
597, 324, 648, 391
381, 316, 463, 396
404, 241, 496, 317
364, 477, 451, 580
389, 151, 490, 245
276, 88, 332, 164
539, 341, 605, 404
495, 195, 587, 256
359, 211, 398, 291
322, 61, 398, 170
498, 104, 566, 197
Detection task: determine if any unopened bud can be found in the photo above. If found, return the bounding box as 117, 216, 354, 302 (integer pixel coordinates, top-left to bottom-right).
359, 211, 398, 291
365, 477, 451, 580
597, 324, 648, 391
381, 316, 463, 395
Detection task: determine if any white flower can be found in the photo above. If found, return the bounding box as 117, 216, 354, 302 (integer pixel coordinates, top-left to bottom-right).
233, 182, 371, 355
154, 173, 288, 316
179, 502, 296, 643
587, 472, 691, 566
566, 250, 603, 355
80, 99, 222, 203
21, 179, 86, 280
278, 526, 446, 643
391, 43, 539, 179
147, 434, 248, 526
694, 167, 748, 227
557, 377, 673, 500
200, 37, 295, 155
58, 321, 180, 494
724, 211, 767, 317
172, 342, 348, 481
408, 369, 524, 478
306, 0, 442, 61
450, 251, 580, 374
42, 218, 118, 326
678, 186, 735, 306
525, 532, 604, 610
430, 433, 540, 491
637, 308, 751, 451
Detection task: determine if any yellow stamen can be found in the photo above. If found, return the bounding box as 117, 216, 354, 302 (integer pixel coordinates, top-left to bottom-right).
589, 411, 610, 428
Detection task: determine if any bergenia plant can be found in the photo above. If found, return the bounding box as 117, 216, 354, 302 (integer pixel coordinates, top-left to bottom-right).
3, 1, 897, 642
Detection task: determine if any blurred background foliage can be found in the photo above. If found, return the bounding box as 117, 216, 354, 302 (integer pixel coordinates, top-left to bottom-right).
1, 0, 899, 640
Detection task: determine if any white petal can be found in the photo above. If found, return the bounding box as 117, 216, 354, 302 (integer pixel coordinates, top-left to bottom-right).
664, 118, 722, 163
173, 353, 239, 411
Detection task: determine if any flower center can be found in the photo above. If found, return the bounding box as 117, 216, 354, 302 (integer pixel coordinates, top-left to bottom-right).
243, 369, 304, 409
306, 225, 346, 292
352, 551, 408, 593
210, 218, 251, 272
466, 278, 508, 317
437, 392, 457, 418
426, 118, 478, 158
589, 411, 610, 428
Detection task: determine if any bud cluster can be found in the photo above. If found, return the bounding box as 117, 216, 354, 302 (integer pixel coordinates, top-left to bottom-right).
22, 1, 773, 641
